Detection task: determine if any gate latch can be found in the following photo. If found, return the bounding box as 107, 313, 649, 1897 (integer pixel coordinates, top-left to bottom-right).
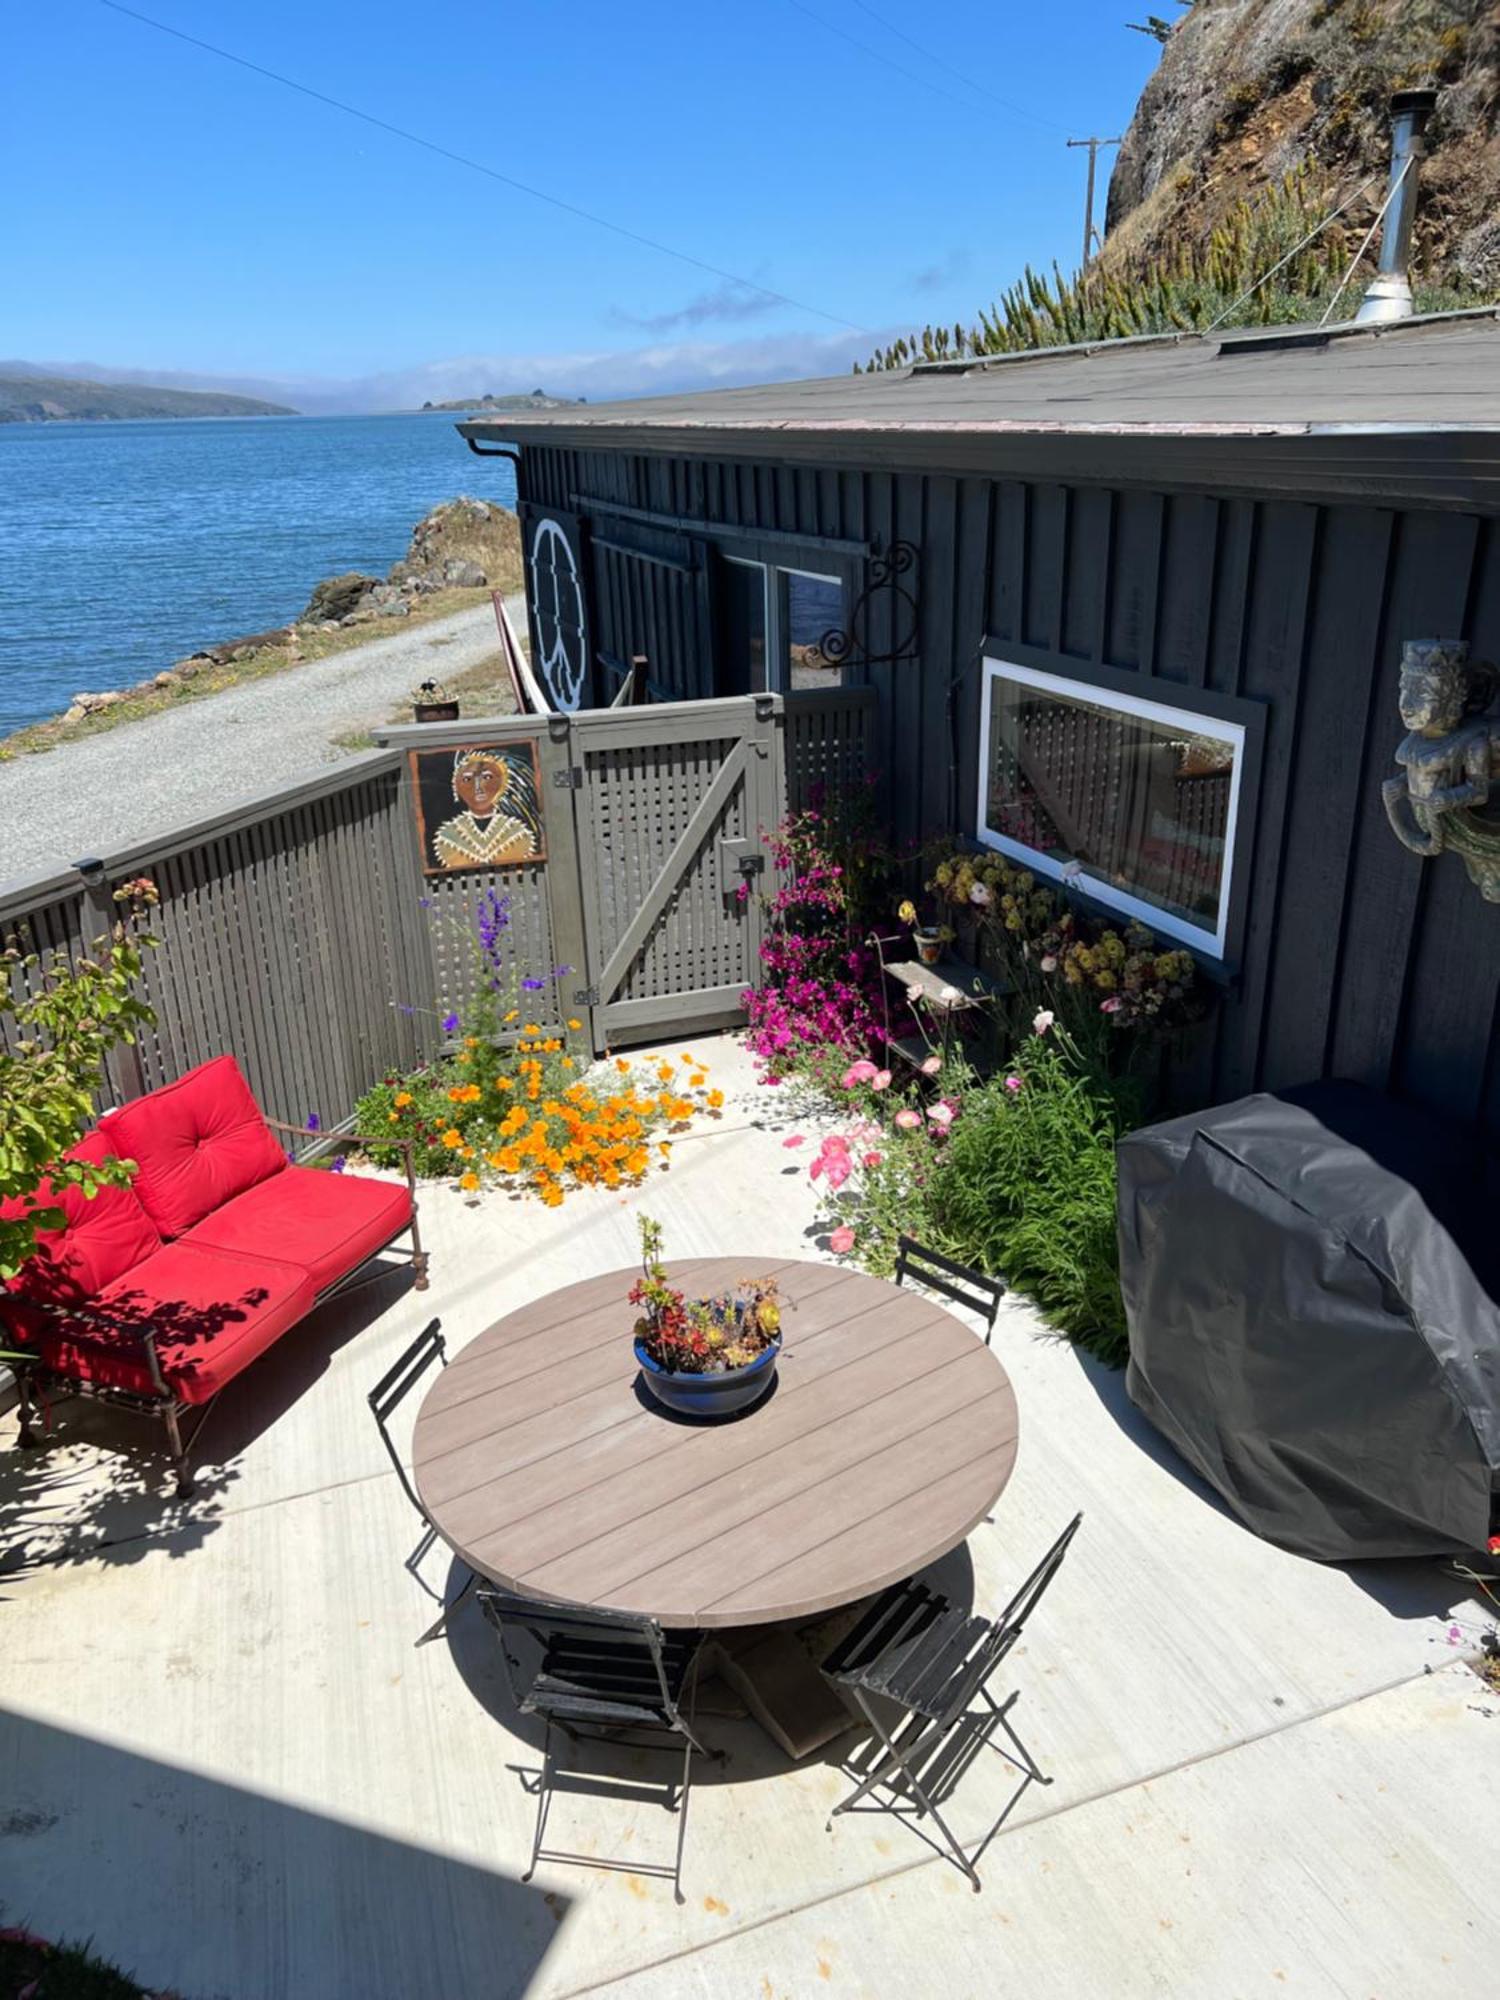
573, 985, 600, 1008
552, 767, 584, 789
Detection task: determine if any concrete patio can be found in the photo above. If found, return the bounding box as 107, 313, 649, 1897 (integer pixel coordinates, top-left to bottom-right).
2, 1035, 1496, 2000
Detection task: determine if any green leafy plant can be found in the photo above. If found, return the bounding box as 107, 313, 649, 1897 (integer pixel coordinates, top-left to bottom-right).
930, 1019, 1139, 1363
0, 878, 159, 1282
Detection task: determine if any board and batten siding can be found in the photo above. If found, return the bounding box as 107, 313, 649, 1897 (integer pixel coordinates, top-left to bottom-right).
519, 440, 1500, 1142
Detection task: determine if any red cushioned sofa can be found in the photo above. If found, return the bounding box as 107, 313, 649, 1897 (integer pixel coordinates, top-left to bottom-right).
2, 1055, 427, 1492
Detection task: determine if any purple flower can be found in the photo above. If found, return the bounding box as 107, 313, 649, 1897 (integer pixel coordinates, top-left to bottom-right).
521, 976, 545, 991
551, 964, 574, 979
418, 897, 433, 909
442, 1011, 460, 1033
397, 1004, 415, 1016
329, 1155, 347, 1174
306, 1112, 321, 1132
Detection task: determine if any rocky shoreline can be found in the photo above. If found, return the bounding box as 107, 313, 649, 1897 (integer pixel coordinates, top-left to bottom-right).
59, 497, 521, 726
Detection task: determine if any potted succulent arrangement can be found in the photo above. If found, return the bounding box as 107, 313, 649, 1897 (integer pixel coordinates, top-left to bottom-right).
411, 677, 460, 723
630, 1215, 783, 1419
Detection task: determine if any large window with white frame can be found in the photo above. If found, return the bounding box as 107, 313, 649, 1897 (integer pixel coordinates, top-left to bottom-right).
976, 657, 1248, 958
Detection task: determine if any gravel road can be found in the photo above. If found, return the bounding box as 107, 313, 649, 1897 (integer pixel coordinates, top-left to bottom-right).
0, 597, 522, 888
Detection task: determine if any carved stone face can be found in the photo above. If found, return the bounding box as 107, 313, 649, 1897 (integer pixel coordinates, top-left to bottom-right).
1397, 640, 1469, 735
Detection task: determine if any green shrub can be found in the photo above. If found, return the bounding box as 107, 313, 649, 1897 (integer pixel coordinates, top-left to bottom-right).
0, 880, 158, 1281
930, 1026, 1139, 1364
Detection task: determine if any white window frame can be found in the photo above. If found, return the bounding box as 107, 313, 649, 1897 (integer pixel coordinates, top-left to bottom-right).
975, 656, 1247, 959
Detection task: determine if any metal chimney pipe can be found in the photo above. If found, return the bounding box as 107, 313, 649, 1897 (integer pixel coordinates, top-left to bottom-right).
1355, 88, 1439, 324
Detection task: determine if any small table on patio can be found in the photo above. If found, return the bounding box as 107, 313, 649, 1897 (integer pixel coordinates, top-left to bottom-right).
413, 1258, 1019, 1750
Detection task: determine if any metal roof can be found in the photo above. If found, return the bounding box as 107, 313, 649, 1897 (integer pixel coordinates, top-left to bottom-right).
463, 310, 1500, 442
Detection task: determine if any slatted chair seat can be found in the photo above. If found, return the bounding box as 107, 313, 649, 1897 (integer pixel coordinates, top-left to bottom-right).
825, 1582, 996, 1719
480, 1588, 713, 1902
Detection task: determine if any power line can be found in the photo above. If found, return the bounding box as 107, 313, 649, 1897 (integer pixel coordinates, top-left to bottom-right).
845, 0, 1065, 134
783, 0, 1057, 131
95, 0, 870, 335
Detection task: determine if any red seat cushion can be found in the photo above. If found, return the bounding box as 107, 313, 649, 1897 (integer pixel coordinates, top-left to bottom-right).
8, 1240, 317, 1405
183, 1164, 413, 1294
1, 1131, 162, 1308
105, 1055, 287, 1239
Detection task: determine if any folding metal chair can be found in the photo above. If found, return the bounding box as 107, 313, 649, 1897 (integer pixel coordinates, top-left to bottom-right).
368, 1318, 474, 1646
895, 1236, 1006, 1345
479, 1588, 713, 1903
822, 1513, 1082, 1889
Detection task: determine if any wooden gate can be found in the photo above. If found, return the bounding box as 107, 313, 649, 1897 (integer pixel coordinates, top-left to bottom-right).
381, 687, 875, 1056
567, 695, 780, 1048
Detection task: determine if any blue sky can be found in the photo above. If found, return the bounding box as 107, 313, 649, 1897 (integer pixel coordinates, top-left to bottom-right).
5, 1, 1161, 403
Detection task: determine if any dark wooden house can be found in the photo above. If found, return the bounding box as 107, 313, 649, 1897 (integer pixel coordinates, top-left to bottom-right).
461, 309, 1500, 1139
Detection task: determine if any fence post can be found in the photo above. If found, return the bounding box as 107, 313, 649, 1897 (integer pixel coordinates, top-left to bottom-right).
533, 715, 600, 1055
74, 857, 146, 1104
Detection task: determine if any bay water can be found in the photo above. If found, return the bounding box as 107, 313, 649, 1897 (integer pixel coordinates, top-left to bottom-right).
0, 412, 518, 735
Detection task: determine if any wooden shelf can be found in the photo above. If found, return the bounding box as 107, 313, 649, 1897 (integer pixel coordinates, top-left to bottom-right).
884, 958, 1009, 1012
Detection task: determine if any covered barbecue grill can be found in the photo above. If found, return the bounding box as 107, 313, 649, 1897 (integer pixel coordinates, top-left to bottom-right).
1118, 1081, 1500, 1562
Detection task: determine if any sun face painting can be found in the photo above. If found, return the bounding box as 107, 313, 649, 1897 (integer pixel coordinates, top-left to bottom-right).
410, 743, 546, 874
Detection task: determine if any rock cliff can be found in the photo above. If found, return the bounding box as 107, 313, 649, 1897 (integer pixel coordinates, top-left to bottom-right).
1106, 0, 1500, 290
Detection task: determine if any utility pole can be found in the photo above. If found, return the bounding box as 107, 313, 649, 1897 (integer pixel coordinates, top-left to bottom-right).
1066, 136, 1122, 269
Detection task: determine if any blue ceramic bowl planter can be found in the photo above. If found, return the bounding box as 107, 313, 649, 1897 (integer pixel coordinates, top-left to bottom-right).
634, 1336, 781, 1419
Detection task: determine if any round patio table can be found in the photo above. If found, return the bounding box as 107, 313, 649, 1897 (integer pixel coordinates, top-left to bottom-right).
412, 1257, 1019, 1629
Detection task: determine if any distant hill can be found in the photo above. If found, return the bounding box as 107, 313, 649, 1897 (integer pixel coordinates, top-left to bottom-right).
418, 388, 585, 413
0, 371, 296, 423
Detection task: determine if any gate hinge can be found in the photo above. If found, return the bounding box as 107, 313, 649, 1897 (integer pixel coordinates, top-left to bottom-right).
552, 766, 585, 789
573, 985, 600, 1007
738, 853, 766, 878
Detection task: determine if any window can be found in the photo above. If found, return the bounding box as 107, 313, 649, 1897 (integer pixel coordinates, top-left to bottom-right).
716, 557, 848, 694
976, 658, 1248, 957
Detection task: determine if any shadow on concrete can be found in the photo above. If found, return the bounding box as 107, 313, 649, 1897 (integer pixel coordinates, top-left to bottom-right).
442, 1540, 977, 1792
1070, 1340, 1468, 1624
0, 1263, 414, 1584
0, 1706, 570, 2000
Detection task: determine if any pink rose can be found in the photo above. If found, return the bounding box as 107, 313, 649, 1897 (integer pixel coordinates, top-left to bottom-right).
825, 1156, 852, 1190
871, 1069, 892, 1091
1033, 1009, 1055, 1035
920, 1054, 942, 1075
782, 1133, 806, 1148
927, 1101, 955, 1129
1100, 995, 1124, 1014
1004, 1074, 1023, 1093
809, 1156, 823, 1181
863, 1150, 883, 1169
842, 1059, 878, 1087
823, 1134, 850, 1156
829, 1224, 856, 1255
894, 1107, 922, 1130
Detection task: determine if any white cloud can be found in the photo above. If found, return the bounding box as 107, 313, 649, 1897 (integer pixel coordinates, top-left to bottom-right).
12, 328, 889, 414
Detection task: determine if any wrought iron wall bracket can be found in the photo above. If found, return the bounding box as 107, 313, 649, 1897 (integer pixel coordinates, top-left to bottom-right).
816, 540, 920, 673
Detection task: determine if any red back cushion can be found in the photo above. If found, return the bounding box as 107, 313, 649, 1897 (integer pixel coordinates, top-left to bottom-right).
105, 1055, 287, 1238
2, 1129, 162, 1305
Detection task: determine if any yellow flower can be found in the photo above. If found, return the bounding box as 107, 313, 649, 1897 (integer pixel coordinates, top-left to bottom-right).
561, 1056, 575, 1070
504, 1009, 519, 1024
393, 1090, 412, 1109
387, 1111, 399, 1123
494, 1076, 514, 1091
898, 899, 917, 925
523, 1023, 542, 1037
689, 1074, 706, 1089
567, 1018, 582, 1031
459, 1170, 480, 1191
441, 1128, 463, 1148
706, 1089, 724, 1109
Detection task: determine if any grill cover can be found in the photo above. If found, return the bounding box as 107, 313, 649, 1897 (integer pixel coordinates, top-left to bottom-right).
1118, 1081, 1500, 1561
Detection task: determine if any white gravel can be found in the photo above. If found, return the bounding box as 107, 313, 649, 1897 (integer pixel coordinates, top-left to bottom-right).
0, 597, 522, 888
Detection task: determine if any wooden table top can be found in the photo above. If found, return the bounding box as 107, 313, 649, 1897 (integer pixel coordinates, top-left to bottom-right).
412, 1257, 1019, 1630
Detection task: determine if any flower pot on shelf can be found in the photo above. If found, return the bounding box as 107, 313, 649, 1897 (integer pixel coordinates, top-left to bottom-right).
634, 1337, 781, 1420
913, 926, 944, 967
413, 699, 460, 723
